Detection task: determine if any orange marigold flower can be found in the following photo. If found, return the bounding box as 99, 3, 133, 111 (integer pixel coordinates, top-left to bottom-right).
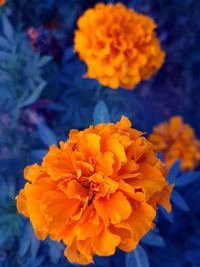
16, 116, 172, 265
149, 116, 200, 171
74, 3, 165, 90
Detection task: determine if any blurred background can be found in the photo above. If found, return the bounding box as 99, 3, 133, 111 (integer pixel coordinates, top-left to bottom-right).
0, 0, 200, 267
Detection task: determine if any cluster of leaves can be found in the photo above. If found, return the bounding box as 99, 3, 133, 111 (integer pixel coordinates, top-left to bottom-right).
0, 0, 200, 267
0, 15, 51, 122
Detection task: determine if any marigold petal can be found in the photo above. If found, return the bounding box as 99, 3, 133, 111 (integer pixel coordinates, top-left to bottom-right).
116, 202, 155, 242
24, 164, 46, 183
75, 220, 104, 240
62, 223, 76, 246
65, 180, 88, 201
22, 180, 55, 240
118, 180, 145, 202
116, 116, 132, 130
76, 239, 94, 263
119, 238, 138, 252
64, 242, 93, 265
16, 189, 29, 217
120, 159, 139, 174
26, 201, 49, 240
94, 191, 132, 225
149, 184, 173, 212
42, 145, 75, 180
104, 137, 127, 162
96, 151, 115, 176
43, 191, 81, 240
80, 133, 101, 156
73, 161, 94, 175
129, 163, 166, 201
92, 228, 121, 256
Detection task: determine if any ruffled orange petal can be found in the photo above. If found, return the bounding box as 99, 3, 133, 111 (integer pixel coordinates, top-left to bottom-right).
129, 164, 166, 201
149, 184, 173, 212
24, 164, 47, 183
119, 238, 138, 252
75, 219, 104, 240
116, 116, 132, 130
94, 191, 132, 224
65, 180, 88, 201
22, 180, 56, 240
16, 189, 29, 217
118, 180, 145, 202
116, 201, 156, 242
64, 241, 93, 265
62, 223, 76, 246
79, 133, 101, 156
96, 151, 115, 176
104, 137, 127, 162
42, 145, 75, 180
44, 191, 81, 240
92, 228, 121, 256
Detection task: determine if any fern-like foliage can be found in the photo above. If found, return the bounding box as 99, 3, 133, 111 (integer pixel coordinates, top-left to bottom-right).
0, 15, 51, 122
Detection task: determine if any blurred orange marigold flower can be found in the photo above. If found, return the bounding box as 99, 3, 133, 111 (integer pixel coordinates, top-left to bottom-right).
74, 3, 165, 90
16, 116, 172, 265
0, 0, 5, 6
149, 116, 200, 171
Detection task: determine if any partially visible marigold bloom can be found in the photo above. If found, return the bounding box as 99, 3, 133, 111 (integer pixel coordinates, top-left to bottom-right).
0, 0, 5, 6
149, 116, 200, 171
74, 3, 165, 90
16, 116, 172, 265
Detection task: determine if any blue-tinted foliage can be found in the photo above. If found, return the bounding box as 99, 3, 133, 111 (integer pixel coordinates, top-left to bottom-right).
93, 100, 110, 125
167, 160, 181, 184
142, 229, 165, 247
171, 190, 189, 212
37, 122, 58, 147
126, 245, 150, 267
0, 15, 50, 122
174, 171, 200, 187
